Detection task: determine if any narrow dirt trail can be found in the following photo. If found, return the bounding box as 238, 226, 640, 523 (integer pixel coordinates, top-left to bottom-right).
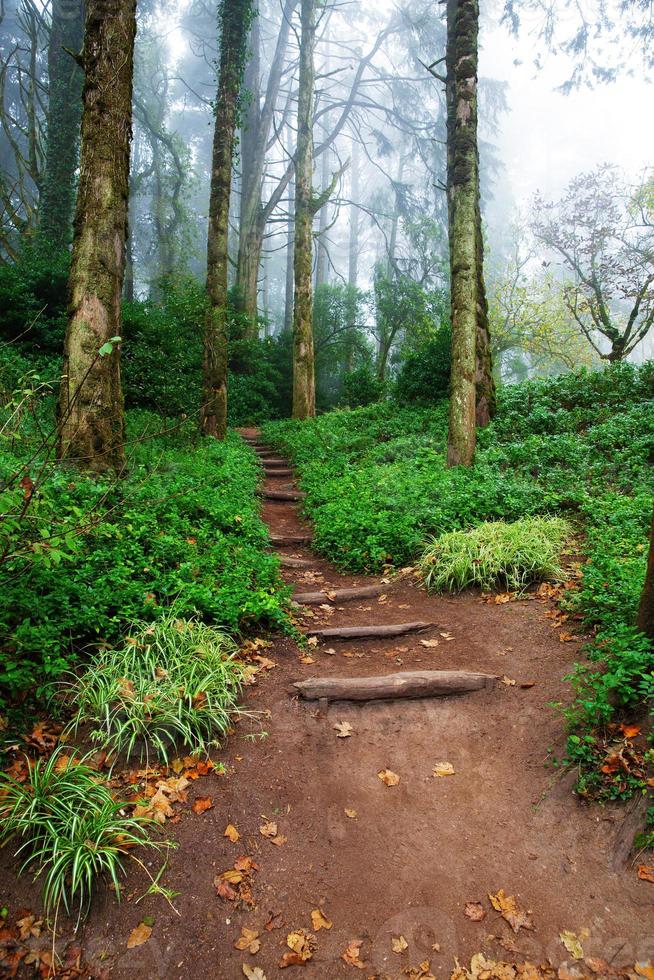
71, 432, 650, 977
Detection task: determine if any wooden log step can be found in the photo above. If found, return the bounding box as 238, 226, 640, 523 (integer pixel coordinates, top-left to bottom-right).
294, 670, 497, 701
270, 533, 312, 546
259, 458, 288, 465
265, 468, 294, 477
293, 583, 390, 605
262, 489, 305, 502
307, 621, 434, 641
279, 555, 315, 568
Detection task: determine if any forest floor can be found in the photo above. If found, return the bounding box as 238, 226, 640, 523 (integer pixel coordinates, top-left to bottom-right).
1, 430, 651, 979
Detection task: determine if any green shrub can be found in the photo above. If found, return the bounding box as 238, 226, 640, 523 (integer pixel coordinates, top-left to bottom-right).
0, 748, 157, 924
394, 326, 452, 406
65, 616, 245, 763
341, 365, 386, 408
418, 517, 570, 593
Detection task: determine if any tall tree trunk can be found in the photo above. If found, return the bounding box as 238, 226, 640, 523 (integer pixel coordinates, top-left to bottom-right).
39, 0, 84, 247
445, 0, 480, 467
474, 173, 495, 425
57, 0, 136, 474
315, 139, 330, 290
292, 0, 316, 420
202, 0, 253, 438
236, 0, 297, 332
284, 152, 295, 334
348, 138, 360, 290
637, 505, 654, 640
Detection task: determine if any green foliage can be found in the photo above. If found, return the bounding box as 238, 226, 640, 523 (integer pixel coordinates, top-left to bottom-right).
66, 616, 245, 763
341, 365, 386, 408
0, 243, 69, 352
394, 325, 452, 405
313, 283, 373, 410
0, 407, 289, 704
0, 748, 158, 924
419, 517, 570, 593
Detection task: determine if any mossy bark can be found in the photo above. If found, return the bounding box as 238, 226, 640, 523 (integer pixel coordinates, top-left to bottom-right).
39, 0, 84, 248
57, 0, 136, 474
292, 0, 316, 420
637, 506, 654, 640
202, 0, 253, 438
445, 0, 494, 463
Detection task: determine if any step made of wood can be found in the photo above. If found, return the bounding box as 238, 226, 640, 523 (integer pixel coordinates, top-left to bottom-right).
307, 621, 434, 640
293, 583, 389, 605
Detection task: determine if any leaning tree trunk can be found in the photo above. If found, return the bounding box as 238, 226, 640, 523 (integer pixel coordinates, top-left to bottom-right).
292, 0, 317, 419
637, 505, 654, 640
202, 0, 253, 438
57, 0, 136, 474
39, 0, 84, 247
445, 0, 481, 467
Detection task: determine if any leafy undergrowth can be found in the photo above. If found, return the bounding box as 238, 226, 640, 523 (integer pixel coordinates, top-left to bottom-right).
65, 615, 245, 764
264, 363, 654, 799
1, 393, 290, 710
419, 517, 570, 593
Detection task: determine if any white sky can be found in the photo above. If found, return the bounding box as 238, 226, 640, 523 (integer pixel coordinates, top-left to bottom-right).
480, 8, 654, 218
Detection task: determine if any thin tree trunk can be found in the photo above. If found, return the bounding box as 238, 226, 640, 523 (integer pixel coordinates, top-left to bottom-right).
39, 0, 84, 247
637, 506, 654, 640
348, 138, 360, 290
315, 138, 330, 290
446, 0, 480, 468
57, 0, 136, 474
292, 0, 316, 419
284, 165, 295, 334
475, 182, 495, 425
202, 0, 253, 438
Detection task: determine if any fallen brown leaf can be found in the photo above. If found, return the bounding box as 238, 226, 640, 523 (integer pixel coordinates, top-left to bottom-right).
344, 808, 357, 819
279, 929, 316, 967
234, 926, 260, 954
464, 902, 485, 922
127, 922, 152, 949
392, 935, 409, 953
433, 762, 455, 777
637, 865, 654, 883
378, 768, 400, 786
310, 909, 332, 931
224, 824, 241, 842
420, 639, 440, 648
488, 889, 533, 933
242, 965, 267, 980
334, 721, 354, 738
192, 796, 213, 814
342, 939, 366, 969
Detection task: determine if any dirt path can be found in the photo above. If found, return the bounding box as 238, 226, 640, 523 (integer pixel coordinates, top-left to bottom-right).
2, 432, 651, 978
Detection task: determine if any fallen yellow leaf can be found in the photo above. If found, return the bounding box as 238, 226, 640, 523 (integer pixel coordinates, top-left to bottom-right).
224, 824, 241, 842
378, 768, 400, 786
334, 721, 354, 738
559, 930, 583, 960
488, 889, 533, 933
127, 922, 152, 949
234, 926, 261, 954
433, 762, 455, 777
392, 935, 408, 953
311, 908, 332, 931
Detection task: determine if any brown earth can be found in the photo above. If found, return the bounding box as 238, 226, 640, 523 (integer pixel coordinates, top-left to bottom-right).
1, 431, 651, 979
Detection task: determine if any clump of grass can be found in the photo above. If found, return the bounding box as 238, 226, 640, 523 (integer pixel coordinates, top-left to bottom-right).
418, 517, 570, 593
65, 615, 244, 763
0, 748, 157, 926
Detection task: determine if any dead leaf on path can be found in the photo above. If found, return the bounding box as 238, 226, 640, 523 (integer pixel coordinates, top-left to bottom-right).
433, 762, 455, 777
559, 931, 583, 960
493, 593, 515, 605
300, 656, 315, 665
494, 935, 519, 954
558, 631, 575, 643
224, 824, 241, 842
279, 929, 316, 967
392, 935, 409, 953
127, 922, 152, 949
307, 636, 318, 647
192, 796, 213, 814
271, 835, 287, 846
404, 961, 436, 979
264, 910, 283, 932
134, 789, 174, 825
234, 926, 261, 954
621, 723, 641, 739
334, 721, 354, 738
259, 821, 278, 838
16, 915, 42, 940
253, 655, 277, 670
501, 676, 516, 687
440, 632, 455, 640
215, 878, 238, 902
420, 639, 440, 648
342, 939, 366, 969
464, 903, 485, 921
311, 909, 332, 931
635, 962, 654, 980
242, 965, 267, 980
488, 890, 533, 933
378, 768, 400, 786
637, 865, 654, 883
344, 808, 357, 819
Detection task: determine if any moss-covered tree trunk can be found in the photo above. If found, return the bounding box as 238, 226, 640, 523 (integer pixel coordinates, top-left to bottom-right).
475, 198, 496, 425
445, 0, 487, 466
637, 506, 654, 640
202, 0, 253, 438
39, 0, 84, 247
57, 0, 136, 473
292, 0, 317, 420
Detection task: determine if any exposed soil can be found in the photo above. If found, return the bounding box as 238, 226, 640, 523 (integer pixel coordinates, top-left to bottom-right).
1, 430, 651, 978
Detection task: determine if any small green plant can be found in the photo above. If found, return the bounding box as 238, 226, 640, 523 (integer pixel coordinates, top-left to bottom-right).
418, 517, 570, 593
65, 615, 245, 763
0, 748, 157, 926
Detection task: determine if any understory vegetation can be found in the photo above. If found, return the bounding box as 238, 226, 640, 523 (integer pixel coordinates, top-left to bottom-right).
264, 362, 654, 798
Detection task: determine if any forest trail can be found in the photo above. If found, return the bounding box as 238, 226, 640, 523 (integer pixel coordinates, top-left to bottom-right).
80, 431, 649, 979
